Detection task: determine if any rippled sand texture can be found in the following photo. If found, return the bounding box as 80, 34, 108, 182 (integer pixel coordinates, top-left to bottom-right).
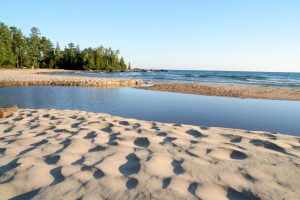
0, 109, 300, 200
0, 69, 142, 87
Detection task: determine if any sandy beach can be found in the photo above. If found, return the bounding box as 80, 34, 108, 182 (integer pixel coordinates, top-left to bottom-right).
138, 82, 300, 101
1, 1, 299, 199
0, 109, 299, 199
0, 69, 142, 87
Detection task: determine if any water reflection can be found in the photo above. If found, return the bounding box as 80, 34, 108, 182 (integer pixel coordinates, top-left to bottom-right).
0, 86, 299, 136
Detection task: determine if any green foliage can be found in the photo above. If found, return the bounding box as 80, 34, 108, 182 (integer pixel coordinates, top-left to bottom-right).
0, 21, 128, 71
120, 57, 127, 71
54, 42, 62, 68
29, 27, 40, 68
128, 62, 131, 70
63, 43, 81, 70
0, 22, 15, 66
94, 46, 105, 69
81, 46, 127, 71
10, 26, 29, 67
40, 36, 54, 68
82, 47, 95, 70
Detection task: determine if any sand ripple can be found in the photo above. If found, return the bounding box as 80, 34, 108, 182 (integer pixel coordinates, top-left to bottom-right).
0, 109, 300, 199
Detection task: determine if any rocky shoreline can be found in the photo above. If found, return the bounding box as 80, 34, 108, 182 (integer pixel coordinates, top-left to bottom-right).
138, 82, 300, 101
0, 69, 142, 87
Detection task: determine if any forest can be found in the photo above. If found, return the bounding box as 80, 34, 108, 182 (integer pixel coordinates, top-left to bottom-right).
0, 21, 129, 71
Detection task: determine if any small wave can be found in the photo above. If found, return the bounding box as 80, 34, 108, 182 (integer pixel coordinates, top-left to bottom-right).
175, 73, 268, 80
51, 70, 300, 88
246, 78, 300, 85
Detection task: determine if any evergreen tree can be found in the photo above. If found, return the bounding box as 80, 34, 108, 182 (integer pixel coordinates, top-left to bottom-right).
128, 62, 131, 70
54, 42, 62, 68
75, 45, 82, 69
28, 27, 40, 69
94, 46, 104, 70
82, 48, 95, 70
113, 49, 121, 71
119, 57, 127, 71
0, 22, 15, 67
68, 43, 76, 68
63, 42, 82, 70
40, 36, 54, 68
10, 26, 27, 68
0, 21, 129, 71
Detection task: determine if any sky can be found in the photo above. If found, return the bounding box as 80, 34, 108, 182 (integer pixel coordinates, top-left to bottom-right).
1, 0, 300, 72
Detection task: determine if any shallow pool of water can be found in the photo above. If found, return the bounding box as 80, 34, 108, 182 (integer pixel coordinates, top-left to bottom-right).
0, 86, 299, 136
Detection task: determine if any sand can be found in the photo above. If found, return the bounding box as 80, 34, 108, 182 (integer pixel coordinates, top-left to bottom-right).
138, 82, 300, 101
0, 109, 299, 200
0, 69, 142, 87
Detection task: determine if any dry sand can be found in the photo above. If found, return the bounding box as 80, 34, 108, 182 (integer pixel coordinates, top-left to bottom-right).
0, 109, 299, 199
138, 82, 300, 101
0, 69, 142, 87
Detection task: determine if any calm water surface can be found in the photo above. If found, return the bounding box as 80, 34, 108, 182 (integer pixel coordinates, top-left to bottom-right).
0, 86, 300, 136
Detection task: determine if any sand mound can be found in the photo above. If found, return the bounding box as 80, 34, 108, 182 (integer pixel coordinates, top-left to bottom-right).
0, 109, 300, 199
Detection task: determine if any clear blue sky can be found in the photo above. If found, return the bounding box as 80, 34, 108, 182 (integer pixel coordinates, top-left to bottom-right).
1, 0, 300, 72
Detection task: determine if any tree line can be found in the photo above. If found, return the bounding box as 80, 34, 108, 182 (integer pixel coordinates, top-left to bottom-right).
0, 21, 130, 71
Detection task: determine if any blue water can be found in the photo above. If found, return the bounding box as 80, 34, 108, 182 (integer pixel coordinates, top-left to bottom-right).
50, 70, 300, 88
1, 86, 300, 136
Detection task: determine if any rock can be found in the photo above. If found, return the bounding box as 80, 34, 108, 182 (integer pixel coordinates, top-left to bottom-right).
0, 105, 18, 118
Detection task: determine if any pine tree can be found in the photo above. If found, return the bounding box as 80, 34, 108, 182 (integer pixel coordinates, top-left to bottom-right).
29, 27, 41, 69
54, 42, 62, 68
128, 62, 131, 70
82, 47, 95, 70
0, 21, 129, 71
0, 22, 15, 67
94, 46, 104, 70
10, 26, 27, 68
119, 57, 127, 71
75, 45, 82, 69
40, 36, 54, 68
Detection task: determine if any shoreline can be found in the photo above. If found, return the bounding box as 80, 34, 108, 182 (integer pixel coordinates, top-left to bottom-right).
138, 82, 300, 101
0, 108, 299, 199
1, 69, 300, 101
0, 69, 142, 87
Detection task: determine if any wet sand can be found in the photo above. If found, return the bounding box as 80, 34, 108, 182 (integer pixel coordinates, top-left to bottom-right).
0, 109, 299, 199
138, 82, 300, 101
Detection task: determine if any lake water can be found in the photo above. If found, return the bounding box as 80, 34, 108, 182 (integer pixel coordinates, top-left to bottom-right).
50, 70, 300, 88
1, 86, 300, 136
